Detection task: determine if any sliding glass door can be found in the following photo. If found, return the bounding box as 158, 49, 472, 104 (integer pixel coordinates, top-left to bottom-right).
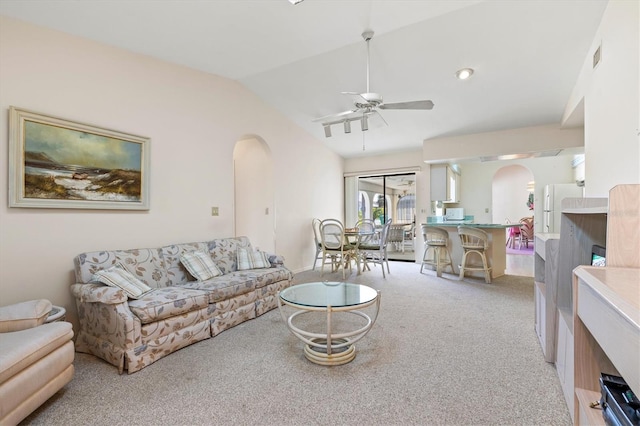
356, 173, 416, 261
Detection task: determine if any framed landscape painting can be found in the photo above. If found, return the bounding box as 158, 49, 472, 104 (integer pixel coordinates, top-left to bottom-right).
9, 107, 150, 210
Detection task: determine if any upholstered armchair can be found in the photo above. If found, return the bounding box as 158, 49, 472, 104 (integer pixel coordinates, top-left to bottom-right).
0, 299, 74, 425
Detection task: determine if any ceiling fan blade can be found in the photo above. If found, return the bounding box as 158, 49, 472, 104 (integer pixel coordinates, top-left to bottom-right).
361, 110, 388, 130
312, 109, 359, 123
379, 100, 434, 110
366, 110, 388, 127
342, 91, 370, 105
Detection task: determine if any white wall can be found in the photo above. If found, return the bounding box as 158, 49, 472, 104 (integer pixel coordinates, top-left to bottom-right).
233, 137, 274, 253
563, 0, 640, 197
457, 155, 577, 231
0, 17, 343, 325
492, 165, 535, 225
423, 124, 584, 163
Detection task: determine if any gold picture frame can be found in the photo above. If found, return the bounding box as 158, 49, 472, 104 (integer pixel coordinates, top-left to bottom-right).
9, 106, 150, 210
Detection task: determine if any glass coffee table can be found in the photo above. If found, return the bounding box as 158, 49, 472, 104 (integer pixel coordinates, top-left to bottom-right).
278, 281, 380, 366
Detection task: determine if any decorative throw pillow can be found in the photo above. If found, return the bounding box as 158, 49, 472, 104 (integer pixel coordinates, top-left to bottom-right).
236, 247, 271, 270
180, 250, 223, 281
91, 265, 153, 299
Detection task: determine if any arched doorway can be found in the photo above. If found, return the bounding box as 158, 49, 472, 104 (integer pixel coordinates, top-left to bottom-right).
233, 136, 275, 253
492, 164, 535, 225
492, 164, 535, 277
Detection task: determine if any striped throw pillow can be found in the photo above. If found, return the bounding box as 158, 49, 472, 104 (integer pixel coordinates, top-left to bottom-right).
236, 247, 271, 270
180, 250, 223, 281
92, 266, 153, 299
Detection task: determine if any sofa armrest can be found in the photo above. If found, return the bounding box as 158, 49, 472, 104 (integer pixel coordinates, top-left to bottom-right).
70, 283, 128, 304
267, 254, 285, 267
0, 299, 52, 333
71, 283, 141, 358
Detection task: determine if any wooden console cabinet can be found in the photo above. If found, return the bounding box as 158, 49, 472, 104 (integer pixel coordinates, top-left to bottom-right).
570, 184, 640, 425
572, 266, 640, 425
555, 197, 608, 418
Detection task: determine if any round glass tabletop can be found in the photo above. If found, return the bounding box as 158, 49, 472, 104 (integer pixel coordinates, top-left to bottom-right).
279, 282, 378, 308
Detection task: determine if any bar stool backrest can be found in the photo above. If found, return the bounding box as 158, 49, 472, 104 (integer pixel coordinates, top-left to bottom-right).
458, 226, 489, 250
421, 225, 449, 246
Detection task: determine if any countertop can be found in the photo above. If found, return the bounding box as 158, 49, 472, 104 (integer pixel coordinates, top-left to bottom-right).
422, 222, 520, 229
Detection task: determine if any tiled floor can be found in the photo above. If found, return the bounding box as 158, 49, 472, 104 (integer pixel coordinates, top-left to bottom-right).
506, 252, 534, 277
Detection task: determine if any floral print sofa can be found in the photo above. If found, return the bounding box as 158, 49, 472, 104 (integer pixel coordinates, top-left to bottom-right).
70, 236, 293, 374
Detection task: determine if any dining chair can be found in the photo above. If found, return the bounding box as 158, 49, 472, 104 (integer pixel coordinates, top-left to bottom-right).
505, 218, 521, 249
457, 226, 492, 283
518, 216, 534, 249
420, 225, 455, 277
358, 221, 391, 278
402, 222, 415, 252
355, 218, 376, 244
311, 218, 323, 270
387, 223, 407, 252
319, 218, 352, 279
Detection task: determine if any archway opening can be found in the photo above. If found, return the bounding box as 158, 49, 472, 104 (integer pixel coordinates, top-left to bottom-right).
492, 164, 535, 225
233, 136, 275, 253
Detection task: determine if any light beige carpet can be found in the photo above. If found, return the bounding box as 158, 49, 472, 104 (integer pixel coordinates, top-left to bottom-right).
22, 261, 571, 425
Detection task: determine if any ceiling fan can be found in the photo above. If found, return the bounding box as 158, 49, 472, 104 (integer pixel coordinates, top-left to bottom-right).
313, 30, 434, 137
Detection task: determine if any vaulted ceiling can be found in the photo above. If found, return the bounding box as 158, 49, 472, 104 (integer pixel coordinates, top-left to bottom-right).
0, 0, 608, 158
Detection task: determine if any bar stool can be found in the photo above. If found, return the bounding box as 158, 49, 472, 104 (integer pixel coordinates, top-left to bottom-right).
420, 225, 455, 277
457, 226, 492, 283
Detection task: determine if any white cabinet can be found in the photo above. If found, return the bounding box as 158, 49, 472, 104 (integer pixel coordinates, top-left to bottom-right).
430, 164, 459, 203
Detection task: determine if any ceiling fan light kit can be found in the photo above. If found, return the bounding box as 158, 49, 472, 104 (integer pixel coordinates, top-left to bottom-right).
313, 29, 434, 138
456, 68, 474, 80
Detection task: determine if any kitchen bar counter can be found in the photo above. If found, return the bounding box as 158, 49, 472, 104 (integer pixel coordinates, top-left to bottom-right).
423, 223, 521, 279
426, 222, 520, 229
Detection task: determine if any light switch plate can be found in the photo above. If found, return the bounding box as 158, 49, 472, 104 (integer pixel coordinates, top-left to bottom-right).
211, 207, 219, 216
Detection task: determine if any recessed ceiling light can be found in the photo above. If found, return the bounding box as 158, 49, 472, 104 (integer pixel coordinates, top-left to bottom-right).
456, 68, 474, 80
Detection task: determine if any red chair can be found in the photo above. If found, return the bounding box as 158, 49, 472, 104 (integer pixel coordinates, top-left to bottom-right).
506, 219, 521, 248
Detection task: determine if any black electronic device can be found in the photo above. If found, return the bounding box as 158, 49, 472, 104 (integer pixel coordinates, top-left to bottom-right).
600, 373, 640, 426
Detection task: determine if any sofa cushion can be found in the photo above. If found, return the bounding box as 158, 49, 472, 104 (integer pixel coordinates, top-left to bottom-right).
115, 248, 170, 289
236, 247, 271, 270
180, 251, 223, 281
127, 287, 210, 324
244, 267, 294, 289
92, 266, 153, 299
74, 247, 170, 288
177, 271, 257, 303
161, 242, 209, 286
74, 250, 119, 284
206, 237, 251, 275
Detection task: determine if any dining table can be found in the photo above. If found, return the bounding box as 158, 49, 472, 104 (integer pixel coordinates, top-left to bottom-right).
344, 228, 376, 275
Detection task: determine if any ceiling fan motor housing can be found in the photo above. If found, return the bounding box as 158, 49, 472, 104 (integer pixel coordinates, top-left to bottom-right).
355, 92, 383, 109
